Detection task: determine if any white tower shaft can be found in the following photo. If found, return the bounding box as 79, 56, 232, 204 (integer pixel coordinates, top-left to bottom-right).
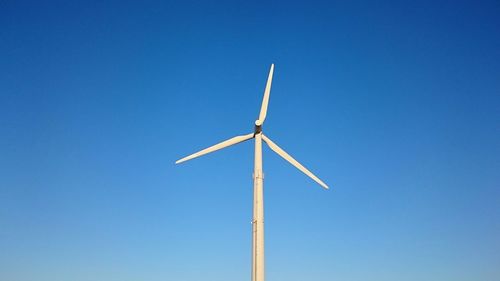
252, 132, 265, 281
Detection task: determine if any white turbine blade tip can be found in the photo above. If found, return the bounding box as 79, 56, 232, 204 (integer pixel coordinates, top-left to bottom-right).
175, 156, 191, 164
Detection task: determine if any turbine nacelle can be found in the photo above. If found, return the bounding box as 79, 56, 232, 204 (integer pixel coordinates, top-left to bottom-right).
254, 120, 263, 134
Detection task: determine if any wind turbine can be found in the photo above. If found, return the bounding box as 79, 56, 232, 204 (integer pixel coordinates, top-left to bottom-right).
175, 64, 328, 281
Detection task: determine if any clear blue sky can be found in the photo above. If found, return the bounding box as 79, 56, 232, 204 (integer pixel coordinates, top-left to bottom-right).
1, 1, 499, 280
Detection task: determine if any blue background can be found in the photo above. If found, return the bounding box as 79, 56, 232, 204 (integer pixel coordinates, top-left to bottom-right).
1, 1, 499, 280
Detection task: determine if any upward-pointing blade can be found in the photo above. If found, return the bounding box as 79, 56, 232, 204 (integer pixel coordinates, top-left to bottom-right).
175, 133, 255, 164
256, 64, 274, 126
262, 134, 329, 189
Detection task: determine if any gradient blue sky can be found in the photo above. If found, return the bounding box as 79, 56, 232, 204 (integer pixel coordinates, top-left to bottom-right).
1, 1, 499, 280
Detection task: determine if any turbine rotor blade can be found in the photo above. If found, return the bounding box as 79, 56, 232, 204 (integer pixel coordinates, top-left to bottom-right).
176, 133, 255, 164
262, 134, 329, 189
256, 64, 274, 126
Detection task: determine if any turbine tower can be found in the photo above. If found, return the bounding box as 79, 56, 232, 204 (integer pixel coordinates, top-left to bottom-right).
176, 64, 328, 281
